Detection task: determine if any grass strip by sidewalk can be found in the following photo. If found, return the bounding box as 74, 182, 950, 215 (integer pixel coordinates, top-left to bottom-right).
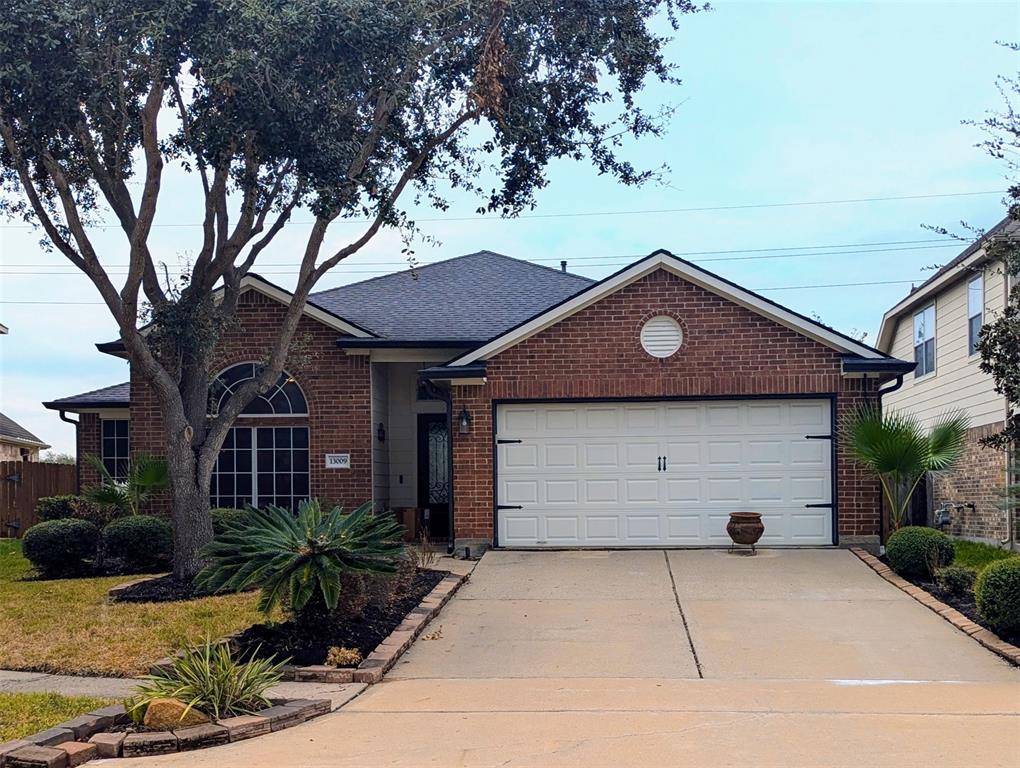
0, 692, 114, 741
0, 539, 264, 677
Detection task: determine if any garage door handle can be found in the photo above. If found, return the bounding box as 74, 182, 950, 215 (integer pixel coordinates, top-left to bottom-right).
497, 505, 523, 510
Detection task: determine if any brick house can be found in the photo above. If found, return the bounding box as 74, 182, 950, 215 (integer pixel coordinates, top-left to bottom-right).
878, 218, 1017, 546
45, 250, 913, 552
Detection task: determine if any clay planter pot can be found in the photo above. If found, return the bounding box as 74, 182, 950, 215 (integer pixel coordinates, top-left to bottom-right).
726, 512, 764, 548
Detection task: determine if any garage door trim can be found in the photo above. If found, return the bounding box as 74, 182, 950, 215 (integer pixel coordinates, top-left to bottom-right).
490, 393, 839, 548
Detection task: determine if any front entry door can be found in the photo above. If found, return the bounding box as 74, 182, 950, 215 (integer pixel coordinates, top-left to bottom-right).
417, 413, 451, 540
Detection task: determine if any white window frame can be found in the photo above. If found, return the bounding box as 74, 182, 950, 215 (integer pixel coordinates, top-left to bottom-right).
210, 425, 310, 510
967, 274, 984, 357
101, 419, 130, 482
913, 303, 936, 378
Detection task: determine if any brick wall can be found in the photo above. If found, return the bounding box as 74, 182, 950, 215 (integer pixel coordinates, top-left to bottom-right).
933, 422, 1009, 541
128, 290, 372, 513
451, 269, 883, 544
77, 413, 102, 490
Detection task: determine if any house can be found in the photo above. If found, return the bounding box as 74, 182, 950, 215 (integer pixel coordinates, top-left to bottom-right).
0, 412, 50, 462
877, 218, 1016, 544
44, 249, 914, 552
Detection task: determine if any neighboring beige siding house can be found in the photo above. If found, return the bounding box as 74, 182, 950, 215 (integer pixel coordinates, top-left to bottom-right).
878, 218, 1016, 544
0, 412, 50, 462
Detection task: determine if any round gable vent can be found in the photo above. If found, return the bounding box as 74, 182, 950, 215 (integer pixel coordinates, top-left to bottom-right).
640, 315, 684, 358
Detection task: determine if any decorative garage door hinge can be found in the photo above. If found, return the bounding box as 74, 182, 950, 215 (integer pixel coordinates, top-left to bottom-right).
804, 503, 834, 508
496, 439, 523, 444
497, 505, 524, 510
804, 434, 833, 440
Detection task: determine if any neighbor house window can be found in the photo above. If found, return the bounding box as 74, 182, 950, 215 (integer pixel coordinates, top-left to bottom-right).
913, 304, 936, 377
209, 364, 310, 511
101, 419, 129, 481
968, 274, 984, 356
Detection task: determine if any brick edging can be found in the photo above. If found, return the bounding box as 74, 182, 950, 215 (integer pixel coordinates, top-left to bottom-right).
149, 568, 471, 684
281, 568, 470, 684
0, 698, 330, 767
850, 547, 1020, 666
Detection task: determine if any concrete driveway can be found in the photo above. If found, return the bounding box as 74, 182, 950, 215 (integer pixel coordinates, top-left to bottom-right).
102, 550, 1020, 768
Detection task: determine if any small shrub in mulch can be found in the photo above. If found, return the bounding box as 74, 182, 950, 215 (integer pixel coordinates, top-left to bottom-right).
234, 569, 447, 667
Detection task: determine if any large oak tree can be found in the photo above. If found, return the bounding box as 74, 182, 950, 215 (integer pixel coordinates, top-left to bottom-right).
0, 0, 700, 577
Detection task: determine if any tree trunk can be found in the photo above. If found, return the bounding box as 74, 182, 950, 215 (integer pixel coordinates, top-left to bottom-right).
164, 422, 214, 581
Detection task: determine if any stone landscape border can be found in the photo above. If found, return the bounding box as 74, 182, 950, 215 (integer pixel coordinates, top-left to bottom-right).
851, 547, 1020, 666
0, 698, 331, 767
146, 567, 470, 684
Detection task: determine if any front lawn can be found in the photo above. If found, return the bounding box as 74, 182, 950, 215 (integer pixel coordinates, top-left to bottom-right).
0, 692, 113, 741
951, 538, 1018, 571
0, 539, 264, 677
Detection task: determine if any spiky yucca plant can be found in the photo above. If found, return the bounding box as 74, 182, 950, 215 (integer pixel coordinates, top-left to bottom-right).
843, 406, 969, 533
127, 639, 284, 721
196, 500, 405, 621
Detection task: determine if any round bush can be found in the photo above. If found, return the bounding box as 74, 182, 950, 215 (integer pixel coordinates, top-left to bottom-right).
975, 557, 1020, 637
36, 494, 121, 527
210, 508, 247, 537
933, 564, 977, 599
885, 526, 955, 578
22, 519, 100, 577
101, 515, 173, 573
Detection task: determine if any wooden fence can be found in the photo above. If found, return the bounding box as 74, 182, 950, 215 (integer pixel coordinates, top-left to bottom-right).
0, 461, 76, 538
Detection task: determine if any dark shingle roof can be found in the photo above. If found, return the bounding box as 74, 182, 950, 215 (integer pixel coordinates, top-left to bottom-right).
309, 251, 594, 341
43, 382, 130, 409
908, 216, 1018, 295
0, 412, 48, 447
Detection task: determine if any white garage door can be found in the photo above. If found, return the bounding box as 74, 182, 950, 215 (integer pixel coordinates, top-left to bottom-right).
496, 399, 833, 547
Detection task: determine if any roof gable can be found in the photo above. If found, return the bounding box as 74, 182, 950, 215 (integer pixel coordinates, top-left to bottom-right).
310, 251, 594, 341
449, 250, 885, 367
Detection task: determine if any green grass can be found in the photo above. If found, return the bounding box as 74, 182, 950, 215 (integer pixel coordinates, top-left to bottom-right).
951, 538, 1019, 572
0, 692, 113, 741
0, 539, 266, 677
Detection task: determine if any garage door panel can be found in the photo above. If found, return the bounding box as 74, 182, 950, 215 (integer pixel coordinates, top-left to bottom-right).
496, 399, 833, 547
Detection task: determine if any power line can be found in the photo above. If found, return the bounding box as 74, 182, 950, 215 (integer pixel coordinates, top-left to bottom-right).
0, 189, 1002, 230
0, 277, 922, 305
0, 240, 962, 277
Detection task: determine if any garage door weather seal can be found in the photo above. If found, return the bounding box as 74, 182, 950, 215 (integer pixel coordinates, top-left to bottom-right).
664, 551, 704, 678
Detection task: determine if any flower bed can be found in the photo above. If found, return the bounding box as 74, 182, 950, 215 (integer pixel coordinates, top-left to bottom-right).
0, 697, 330, 766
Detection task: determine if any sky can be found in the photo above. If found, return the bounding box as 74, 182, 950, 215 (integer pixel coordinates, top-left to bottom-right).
1, 0, 1018, 455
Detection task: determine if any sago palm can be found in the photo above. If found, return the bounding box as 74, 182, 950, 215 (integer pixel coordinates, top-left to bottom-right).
83, 453, 169, 516
196, 500, 405, 619
842, 406, 969, 532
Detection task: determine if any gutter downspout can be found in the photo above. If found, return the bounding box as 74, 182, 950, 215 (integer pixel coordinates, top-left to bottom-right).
57, 410, 80, 492
1002, 264, 1015, 549
876, 374, 906, 547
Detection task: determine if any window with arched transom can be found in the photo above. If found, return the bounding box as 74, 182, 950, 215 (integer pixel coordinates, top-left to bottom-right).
208, 363, 310, 511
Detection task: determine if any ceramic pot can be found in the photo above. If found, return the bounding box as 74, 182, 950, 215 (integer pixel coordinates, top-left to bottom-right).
727, 512, 764, 546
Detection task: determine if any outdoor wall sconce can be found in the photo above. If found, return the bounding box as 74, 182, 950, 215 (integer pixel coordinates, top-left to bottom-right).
376, 422, 386, 443
458, 407, 472, 434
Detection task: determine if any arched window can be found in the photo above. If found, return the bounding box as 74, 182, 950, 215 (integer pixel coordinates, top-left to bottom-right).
208, 362, 308, 416
209, 363, 310, 511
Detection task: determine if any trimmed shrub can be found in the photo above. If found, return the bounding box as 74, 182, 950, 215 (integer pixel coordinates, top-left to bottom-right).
933, 565, 977, 599
101, 515, 173, 573
886, 526, 955, 578
210, 507, 247, 537
22, 519, 100, 577
974, 557, 1020, 637
36, 494, 121, 527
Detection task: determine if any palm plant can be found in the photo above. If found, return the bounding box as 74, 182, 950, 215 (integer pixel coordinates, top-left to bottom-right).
842, 406, 969, 532
196, 500, 405, 621
83, 453, 169, 516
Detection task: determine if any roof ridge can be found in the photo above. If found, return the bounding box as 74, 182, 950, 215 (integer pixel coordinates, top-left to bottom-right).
310, 250, 593, 300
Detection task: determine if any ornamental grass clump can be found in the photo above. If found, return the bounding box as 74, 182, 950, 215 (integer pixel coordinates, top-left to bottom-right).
196, 499, 405, 627
127, 639, 284, 722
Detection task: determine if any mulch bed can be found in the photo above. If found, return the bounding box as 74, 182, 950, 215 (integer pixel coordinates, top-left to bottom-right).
110, 575, 218, 603
878, 556, 1020, 647
233, 569, 448, 667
